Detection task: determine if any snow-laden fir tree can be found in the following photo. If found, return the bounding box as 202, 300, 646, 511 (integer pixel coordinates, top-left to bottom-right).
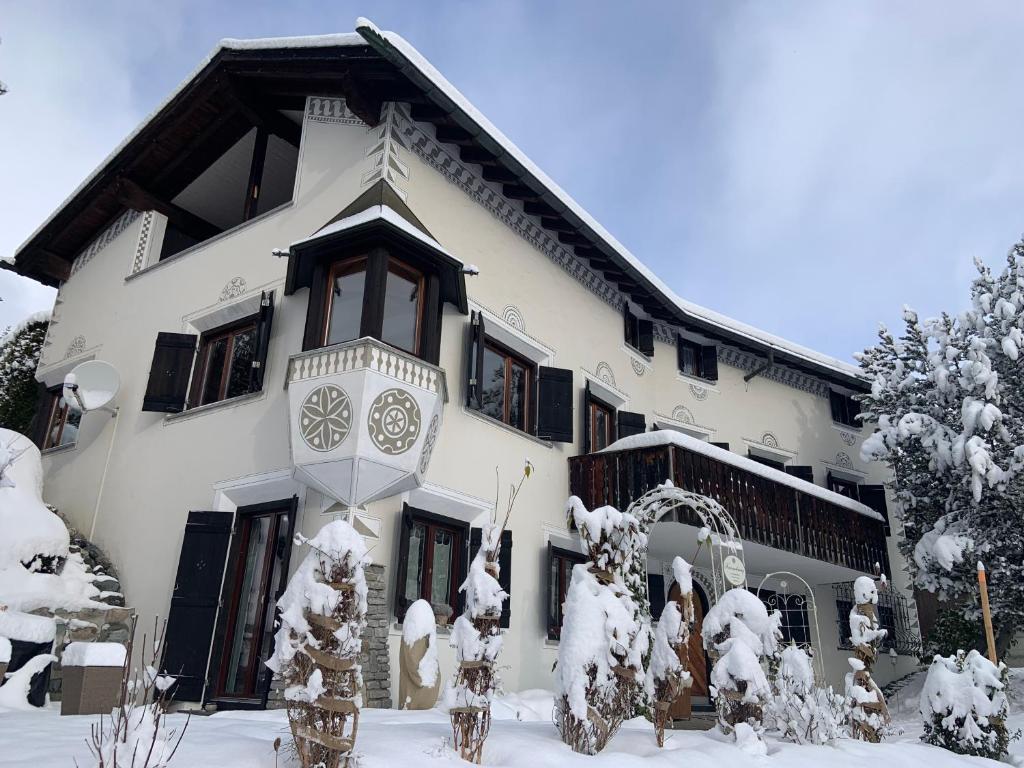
555, 497, 650, 755
445, 462, 530, 763
859, 241, 1024, 655
267, 520, 369, 768
701, 587, 782, 752
845, 575, 891, 742
647, 557, 693, 747
0, 314, 48, 434
770, 644, 846, 745
920, 648, 1015, 758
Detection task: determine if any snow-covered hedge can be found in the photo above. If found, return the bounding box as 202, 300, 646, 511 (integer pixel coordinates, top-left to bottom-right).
920, 649, 1016, 758
770, 644, 846, 744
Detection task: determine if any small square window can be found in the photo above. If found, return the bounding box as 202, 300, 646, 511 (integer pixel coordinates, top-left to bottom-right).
41, 388, 81, 450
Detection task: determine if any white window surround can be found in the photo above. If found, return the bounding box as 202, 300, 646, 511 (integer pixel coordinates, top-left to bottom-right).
163, 389, 265, 424
405, 482, 493, 526
211, 467, 308, 512
582, 371, 629, 410
831, 421, 866, 437
621, 342, 651, 371
676, 370, 720, 393
742, 437, 798, 464
470, 301, 553, 365
652, 413, 714, 441
182, 282, 281, 334
35, 349, 98, 388
460, 405, 555, 449
543, 524, 585, 555
822, 461, 868, 482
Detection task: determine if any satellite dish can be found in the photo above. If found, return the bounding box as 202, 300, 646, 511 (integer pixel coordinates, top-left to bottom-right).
64, 360, 120, 413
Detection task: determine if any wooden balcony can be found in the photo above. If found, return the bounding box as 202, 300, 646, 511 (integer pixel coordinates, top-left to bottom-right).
568, 441, 889, 575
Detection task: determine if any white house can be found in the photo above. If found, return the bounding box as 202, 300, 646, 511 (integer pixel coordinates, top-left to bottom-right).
4, 20, 921, 712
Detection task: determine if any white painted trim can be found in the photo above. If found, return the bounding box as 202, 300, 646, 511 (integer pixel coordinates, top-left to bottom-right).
831, 421, 864, 436
210, 466, 307, 511
620, 343, 651, 372
36, 349, 99, 387
582, 371, 629, 409
461, 405, 555, 449
181, 282, 282, 334
405, 481, 493, 525
676, 371, 720, 394
822, 461, 868, 481
163, 390, 265, 425
652, 412, 715, 440
470, 300, 553, 365
742, 438, 798, 463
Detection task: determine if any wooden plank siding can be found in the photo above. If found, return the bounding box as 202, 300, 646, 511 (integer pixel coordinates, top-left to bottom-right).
568, 445, 889, 575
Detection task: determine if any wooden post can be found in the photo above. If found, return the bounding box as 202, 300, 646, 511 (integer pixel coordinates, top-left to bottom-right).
978, 561, 997, 664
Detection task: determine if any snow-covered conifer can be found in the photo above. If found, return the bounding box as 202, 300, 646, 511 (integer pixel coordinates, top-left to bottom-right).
267, 520, 368, 768
0, 315, 48, 434
555, 497, 649, 755
920, 649, 1015, 758
701, 587, 782, 748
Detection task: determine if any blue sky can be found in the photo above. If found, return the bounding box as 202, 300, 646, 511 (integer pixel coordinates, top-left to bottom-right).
2, 1, 1023, 363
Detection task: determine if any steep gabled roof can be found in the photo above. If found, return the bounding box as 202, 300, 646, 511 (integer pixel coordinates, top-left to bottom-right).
5, 19, 867, 391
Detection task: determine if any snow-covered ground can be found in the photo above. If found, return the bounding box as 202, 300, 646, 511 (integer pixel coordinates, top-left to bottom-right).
2, 675, 1023, 767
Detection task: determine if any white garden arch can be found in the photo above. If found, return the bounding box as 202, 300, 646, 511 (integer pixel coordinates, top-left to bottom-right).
626, 485, 745, 601
755, 570, 825, 681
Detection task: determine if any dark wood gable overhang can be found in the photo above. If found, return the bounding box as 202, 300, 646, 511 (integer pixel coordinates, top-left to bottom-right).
8, 27, 867, 393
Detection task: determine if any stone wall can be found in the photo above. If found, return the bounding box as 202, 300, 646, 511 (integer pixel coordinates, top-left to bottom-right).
267, 563, 392, 709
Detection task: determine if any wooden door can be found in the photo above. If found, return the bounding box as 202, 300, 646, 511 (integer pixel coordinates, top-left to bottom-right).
667, 580, 709, 719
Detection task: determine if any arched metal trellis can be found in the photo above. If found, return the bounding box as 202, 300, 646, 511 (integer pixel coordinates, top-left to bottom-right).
626, 485, 745, 600
755, 570, 825, 682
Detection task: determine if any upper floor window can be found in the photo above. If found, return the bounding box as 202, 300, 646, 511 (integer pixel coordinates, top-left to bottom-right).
677, 335, 718, 382
587, 396, 615, 452
40, 387, 81, 450
321, 254, 425, 356
829, 389, 862, 427
190, 319, 258, 408
623, 306, 654, 357
480, 340, 533, 433
827, 472, 860, 500
748, 451, 785, 472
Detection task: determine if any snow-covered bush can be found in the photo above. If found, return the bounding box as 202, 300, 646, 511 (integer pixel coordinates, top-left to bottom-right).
845, 575, 891, 742
0, 314, 48, 435
555, 498, 649, 755
771, 644, 847, 744
267, 520, 368, 768
920, 649, 1016, 758
702, 587, 781, 748
648, 557, 693, 747
446, 462, 530, 763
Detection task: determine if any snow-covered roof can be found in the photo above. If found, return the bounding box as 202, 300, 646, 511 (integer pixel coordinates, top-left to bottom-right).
290, 204, 461, 267
598, 430, 884, 522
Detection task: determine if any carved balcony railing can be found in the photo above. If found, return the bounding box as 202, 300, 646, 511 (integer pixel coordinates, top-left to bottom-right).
568, 442, 890, 575
286, 338, 447, 507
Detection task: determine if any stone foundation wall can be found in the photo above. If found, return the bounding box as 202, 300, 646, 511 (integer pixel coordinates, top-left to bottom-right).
267, 564, 392, 709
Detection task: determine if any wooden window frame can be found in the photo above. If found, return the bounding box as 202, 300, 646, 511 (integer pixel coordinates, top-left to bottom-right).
406, 512, 465, 620
41, 386, 77, 450
678, 337, 704, 378
317, 252, 429, 358
830, 389, 861, 427
587, 395, 616, 453
188, 316, 258, 409
827, 473, 860, 501
481, 336, 536, 434
548, 545, 587, 640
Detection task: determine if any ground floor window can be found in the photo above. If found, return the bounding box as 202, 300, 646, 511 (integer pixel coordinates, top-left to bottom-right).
395, 506, 467, 624
833, 581, 921, 656
547, 544, 586, 640
40, 386, 81, 450
756, 589, 810, 645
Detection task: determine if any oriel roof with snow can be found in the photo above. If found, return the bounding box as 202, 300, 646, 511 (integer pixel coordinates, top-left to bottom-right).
4, 18, 867, 391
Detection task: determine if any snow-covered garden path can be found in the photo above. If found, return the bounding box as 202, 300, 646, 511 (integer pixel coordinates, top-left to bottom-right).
1, 680, 1021, 768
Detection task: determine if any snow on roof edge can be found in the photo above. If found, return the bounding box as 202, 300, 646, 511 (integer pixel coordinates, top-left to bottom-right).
597, 430, 884, 523
355, 18, 864, 383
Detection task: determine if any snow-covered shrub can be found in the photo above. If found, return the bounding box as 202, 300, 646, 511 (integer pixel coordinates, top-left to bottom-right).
770, 644, 847, 744
267, 520, 368, 768
920, 649, 1016, 758
648, 557, 693, 747
399, 599, 439, 709
555, 498, 649, 755
447, 462, 530, 763
923, 609, 982, 661
845, 575, 891, 742
702, 587, 781, 747
0, 314, 48, 435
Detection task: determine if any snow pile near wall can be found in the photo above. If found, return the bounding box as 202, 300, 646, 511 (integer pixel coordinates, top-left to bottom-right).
403, 599, 439, 689
0, 429, 69, 568
920, 650, 1013, 758
61, 641, 127, 668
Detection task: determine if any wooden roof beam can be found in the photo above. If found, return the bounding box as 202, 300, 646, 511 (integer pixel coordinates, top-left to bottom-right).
459, 146, 497, 165
224, 86, 301, 148
115, 177, 222, 242
434, 124, 475, 144
481, 166, 518, 183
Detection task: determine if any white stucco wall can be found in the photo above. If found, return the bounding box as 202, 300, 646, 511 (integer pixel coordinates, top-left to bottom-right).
34, 96, 919, 706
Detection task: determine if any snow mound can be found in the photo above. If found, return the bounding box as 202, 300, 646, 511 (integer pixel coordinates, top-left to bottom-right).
0, 429, 69, 568
62, 641, 127, 668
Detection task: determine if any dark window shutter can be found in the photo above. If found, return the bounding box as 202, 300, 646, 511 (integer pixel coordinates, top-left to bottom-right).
701, 345, 718, 381
711, 442, 730, 451
648, 573, 666, 620
829, 389, 845, 423
537, 366, 573, 442
676, 334, 686, 373
249, 291, 275, 393
499, 529, 512, 628
623, 305, 634, 346
617, 410, 646, 438
582, 381, 593, 454
546, 541, 557, 640
638, 319, 654, 357
785, 465, 815, 484
163, 511, 233, 702
394, 506, 414, 622
859, 484, 891, 536
30, 383, 51, 448
466, 311, 485, 409
142, 332, 197, 412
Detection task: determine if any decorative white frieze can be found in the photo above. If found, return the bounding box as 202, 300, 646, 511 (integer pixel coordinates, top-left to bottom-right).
502, 305, 526, 333
361, 103, 410, 200
306, 96, 363, 126
286, 338, 447, 507
129, 211, 155, 275
717, 346, 830, 398
71, 209, 141, 277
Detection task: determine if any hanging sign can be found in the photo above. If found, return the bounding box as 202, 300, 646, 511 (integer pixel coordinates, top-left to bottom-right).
722, 555, 746, 587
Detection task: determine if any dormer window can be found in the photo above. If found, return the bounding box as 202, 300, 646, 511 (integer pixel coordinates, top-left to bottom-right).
623, 305, 654, 357
829, 389, 862, 427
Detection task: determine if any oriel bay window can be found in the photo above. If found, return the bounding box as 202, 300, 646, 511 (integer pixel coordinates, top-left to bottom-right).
140, 291, 274, 413
466, 310, 574, 442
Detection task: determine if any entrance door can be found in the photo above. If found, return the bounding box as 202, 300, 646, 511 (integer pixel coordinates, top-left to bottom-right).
667, 579, 710, 718
211, 499, 295, 705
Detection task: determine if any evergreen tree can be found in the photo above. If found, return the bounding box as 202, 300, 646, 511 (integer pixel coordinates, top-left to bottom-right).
0, 317, 48, 434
